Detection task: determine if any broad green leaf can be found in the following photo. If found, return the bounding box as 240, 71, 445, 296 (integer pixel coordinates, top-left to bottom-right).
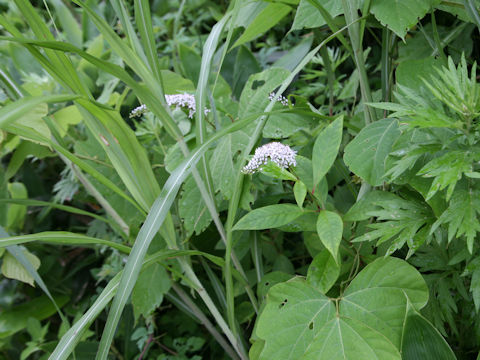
233, 204, 305, 231
6, 182, 27, 231
401, 301, 457, 360
396, 58, 443, 91
273, 36, 313, 71
256, 278, 336, 359
370, 0, 442, 39
342, 257, 429, 348
210, 132, 248, 199
131, 262, 171, 320
306, 250, 340, 294
302, 317, 401, 359
293, 181, 307, 208
234, 3, 292, 47
316, 210, 343, 262
344, 118, 401, 186
0, 294, 69, 338
1, 248, 40, 286
312, 116, 343, 189
178, 176, 213, 236
255, 257, 428, 359
291, 0, 343, 30
263, 112, 315, 139
161, 70, 195, 93
239, 67, 290, 120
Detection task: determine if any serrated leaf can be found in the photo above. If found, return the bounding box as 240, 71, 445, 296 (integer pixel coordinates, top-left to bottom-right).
1, 249, 40, 287
312, 116, 343, 189
178, 176, 213, 236
233, 204, 304, 231
370, 0, 441, 39
316, 210, 343, 262
131, 262, 171, 320
306, 250, 340, 294
344, 118, 401, 186
431, 189, 480, 252
255, 257, 428, 359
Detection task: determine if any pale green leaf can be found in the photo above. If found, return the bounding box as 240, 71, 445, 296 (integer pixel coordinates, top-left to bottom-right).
316, 210, 343, 262
294, 181, 307, 208
370, 0, 441, 39
312, 116, 343, 189
131, 262, 171, 320
344, 118, 401, 186
234, 3, 292, 47
233, 204, 305, 231
1, 248, 40, 287
306, 250, 340, 294
178, 176, 213, 236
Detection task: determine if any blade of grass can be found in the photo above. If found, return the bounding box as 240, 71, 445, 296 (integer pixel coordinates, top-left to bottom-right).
49, 248, 239, 360
464, 0, 480, 31
341, 0, 376, 123
0, 231, 131, 253
95, 112, 261, 360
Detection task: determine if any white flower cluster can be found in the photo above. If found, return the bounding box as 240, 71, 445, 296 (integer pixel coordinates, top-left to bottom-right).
269, 92, 290, 106
129, 104, 148, 118
242, 142, 297, 174
129, 93, 210, 119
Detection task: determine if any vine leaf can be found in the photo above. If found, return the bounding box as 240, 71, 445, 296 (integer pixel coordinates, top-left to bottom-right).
255, 257, 428, 359
370, 0, 442, 39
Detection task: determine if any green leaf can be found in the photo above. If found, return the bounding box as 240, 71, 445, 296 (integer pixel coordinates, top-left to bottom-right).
431, 189, 480, 253
312, 116, 343, 189
316, 210, 343, 263
260, 161, 297, 181
306, 250, 340, 294
233, 204, 305, 231
401, 300, 457, 360
131, 262, 171, 320
370, 0, 441, 39
178, 176, 213, 236
291, 0, 343, 30
0, 294, 69, 338
6, 182, 27, 231
234, 3, 292, 47
471, 268, 480, 312
1, 248, 40, 287
293, 181, 307, 208
239, 67, 290, 120
344, 118, 401, 186
255, 257, 427, 359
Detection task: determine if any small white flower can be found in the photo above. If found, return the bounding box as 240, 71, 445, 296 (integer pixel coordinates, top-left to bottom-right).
129, 104, 148, 118
242, 142, 297, 174
129, 93, 210, 119
269, 92, 290, 107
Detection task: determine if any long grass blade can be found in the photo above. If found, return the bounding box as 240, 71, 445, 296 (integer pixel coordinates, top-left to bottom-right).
0, 231, 131, 253
95, 107, 258, 360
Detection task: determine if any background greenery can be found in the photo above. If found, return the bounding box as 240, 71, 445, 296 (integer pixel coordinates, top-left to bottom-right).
1, 0, 480, 359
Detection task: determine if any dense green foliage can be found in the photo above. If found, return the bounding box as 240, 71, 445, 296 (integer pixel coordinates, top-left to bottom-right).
1, 0, 480, 359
